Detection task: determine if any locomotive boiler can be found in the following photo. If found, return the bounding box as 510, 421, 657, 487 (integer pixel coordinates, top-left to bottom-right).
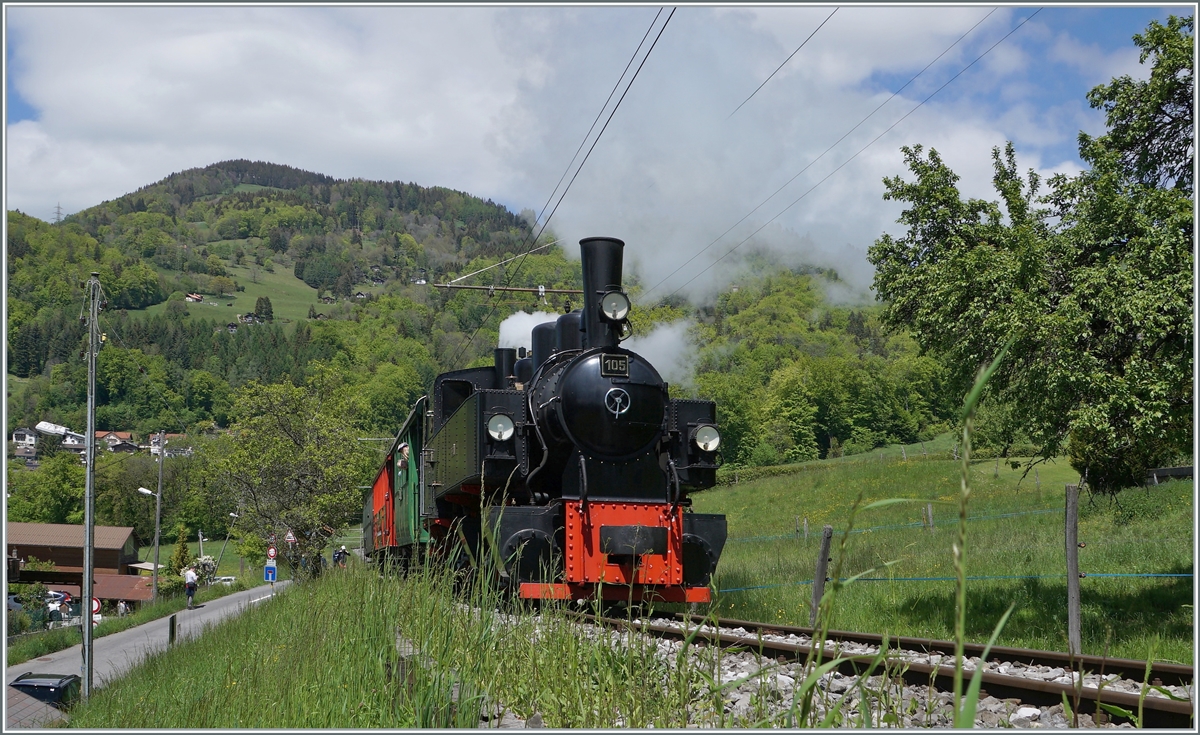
363, 237, 727, 603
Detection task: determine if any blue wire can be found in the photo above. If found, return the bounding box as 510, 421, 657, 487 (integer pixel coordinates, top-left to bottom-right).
717, 572, 1192, 594
728, 508, 1061, 544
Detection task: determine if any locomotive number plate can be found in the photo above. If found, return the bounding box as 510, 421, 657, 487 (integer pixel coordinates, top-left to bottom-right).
600, 354, 629, 377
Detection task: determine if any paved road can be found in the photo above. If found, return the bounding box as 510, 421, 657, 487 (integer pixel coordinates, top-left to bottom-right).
5, 581, 290, 689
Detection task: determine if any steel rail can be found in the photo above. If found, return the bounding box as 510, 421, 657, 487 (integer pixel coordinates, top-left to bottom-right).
577, 613, 1193, 728
680, 614, 1194, 687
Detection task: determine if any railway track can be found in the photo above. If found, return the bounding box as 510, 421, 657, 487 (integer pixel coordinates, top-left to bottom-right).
577, 611, 1194, 728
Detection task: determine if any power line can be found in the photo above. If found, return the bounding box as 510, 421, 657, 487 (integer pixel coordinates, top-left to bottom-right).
445, 7, 677, 368
639, 6, 999, 304
657, 8, 1043, 302
728, 7, 839, 119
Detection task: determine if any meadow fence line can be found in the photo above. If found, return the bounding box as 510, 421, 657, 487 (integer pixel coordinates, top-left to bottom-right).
716, 572, 1194, 594
727, 507, 1061, 544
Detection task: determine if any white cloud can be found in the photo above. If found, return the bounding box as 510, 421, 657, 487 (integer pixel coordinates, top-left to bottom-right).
4, 5, 1145, 301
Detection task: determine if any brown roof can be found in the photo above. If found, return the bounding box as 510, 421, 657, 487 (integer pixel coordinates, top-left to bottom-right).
47, 573, 155, 602
6, 522, 134, 550
96, 430, 134, 440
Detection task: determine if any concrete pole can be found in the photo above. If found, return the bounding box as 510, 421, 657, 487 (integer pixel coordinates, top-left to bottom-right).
82, 273, 101, 700
153, 431, 165, 603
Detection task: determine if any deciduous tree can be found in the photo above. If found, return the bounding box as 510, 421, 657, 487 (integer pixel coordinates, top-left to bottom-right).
868, 15, 1193, 492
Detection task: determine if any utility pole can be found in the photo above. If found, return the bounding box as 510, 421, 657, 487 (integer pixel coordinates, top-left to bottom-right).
54, 203, 63, 224
82, 272, 102, 701
154, 431, 165, 602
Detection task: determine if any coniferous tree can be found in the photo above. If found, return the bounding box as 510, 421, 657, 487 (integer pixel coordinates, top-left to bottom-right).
168, 522, 192, 575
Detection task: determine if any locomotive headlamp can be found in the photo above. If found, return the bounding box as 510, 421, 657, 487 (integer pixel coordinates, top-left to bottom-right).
693, 425, 720, 452
599, 291, 631, 322
487, 414, 515, 441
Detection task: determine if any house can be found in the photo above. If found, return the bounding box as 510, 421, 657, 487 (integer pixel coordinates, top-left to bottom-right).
371, 277, 385, 286
319, 296, 336, 304
149, 433, 188, 456
354, 291, 368, 299
185, 293, 204, 302
6, 522, 154, 605
14, 445, 36, 460
238, 313, 258, 324
370, 265, 381, 273
226, 322, 238, 333
108, 440, 140, 453
314, 313, 328, 320
12, 428, 37, 448
95, 430, 134, 447
59, 431, 87, 454
6, 522, 141, 576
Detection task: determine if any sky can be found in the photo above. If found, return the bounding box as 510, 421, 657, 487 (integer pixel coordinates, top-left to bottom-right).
3, 3, 1185, 301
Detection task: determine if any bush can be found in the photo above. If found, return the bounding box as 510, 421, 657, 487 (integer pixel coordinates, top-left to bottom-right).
7, 611, 32, 636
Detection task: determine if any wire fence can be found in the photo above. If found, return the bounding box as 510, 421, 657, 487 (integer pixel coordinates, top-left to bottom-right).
717, 572, 1194, 594
727, 507, 1061, 544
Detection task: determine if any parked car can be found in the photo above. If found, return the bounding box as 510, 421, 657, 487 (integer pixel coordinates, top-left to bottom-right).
8, 673, 82, 710
213, 576, 237, 586
7, 594, 22, 612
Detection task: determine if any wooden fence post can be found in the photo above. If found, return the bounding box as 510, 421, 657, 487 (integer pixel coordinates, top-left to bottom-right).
921, 441, 928, 458
810, 525, 834, 626
901, 446, 907, 461
1035, 468, 1040, 492
1065, 483, 1082, 656
927, 503, 935, 533
169, 614, 177, 645
953, 442, 958, 460
803, 517, 809, 543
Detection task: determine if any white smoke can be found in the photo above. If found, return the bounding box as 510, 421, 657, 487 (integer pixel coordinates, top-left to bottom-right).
624, 320, 697, 388
497, 310, 560, 351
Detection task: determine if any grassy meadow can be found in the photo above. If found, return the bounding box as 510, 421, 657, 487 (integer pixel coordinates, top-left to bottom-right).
693, 454, 1194, 663
66, 564, 727, 729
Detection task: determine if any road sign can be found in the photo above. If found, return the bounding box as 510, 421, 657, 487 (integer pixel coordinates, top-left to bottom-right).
268, 532, 276, 544
266, 545, 277, 560
265, 558, 276, 568
92, 597, 101, 615
284, 530, 296, 544
264, 566, 276, 583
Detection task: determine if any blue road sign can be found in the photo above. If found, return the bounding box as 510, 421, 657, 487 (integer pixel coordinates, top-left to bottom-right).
264, 566, 277, 583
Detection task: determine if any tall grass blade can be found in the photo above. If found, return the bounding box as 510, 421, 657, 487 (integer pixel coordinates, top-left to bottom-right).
953, 602, 1015, 727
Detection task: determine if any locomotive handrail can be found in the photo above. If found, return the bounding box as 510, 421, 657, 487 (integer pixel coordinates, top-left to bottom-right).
578, 455, 589, 509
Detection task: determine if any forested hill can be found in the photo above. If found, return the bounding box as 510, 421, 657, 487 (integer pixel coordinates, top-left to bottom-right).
7, 158, 959, 471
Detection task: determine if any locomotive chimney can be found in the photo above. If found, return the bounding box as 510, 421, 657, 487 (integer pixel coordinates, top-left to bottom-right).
531, 321, 556, 369
493, 347, 516, 388
578, 236, 625, 349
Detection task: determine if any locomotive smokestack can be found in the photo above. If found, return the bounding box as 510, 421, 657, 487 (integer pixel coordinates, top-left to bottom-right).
494, 347, 516, 388
532, 321, 556, 369
579, 237, 625, 349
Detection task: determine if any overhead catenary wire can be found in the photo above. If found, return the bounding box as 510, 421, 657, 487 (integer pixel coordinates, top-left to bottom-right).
728, 7, 839, 118
639, 6, 1003, 304
445, 7, 676, 368
660, 8, 1044, 301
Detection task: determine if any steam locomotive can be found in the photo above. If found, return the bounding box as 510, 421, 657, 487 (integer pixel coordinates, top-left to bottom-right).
363, 237, 727, 603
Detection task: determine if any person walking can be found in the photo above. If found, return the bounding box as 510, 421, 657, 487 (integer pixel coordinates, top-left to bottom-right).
117, 599, 127, 617
184, 567, 198, 609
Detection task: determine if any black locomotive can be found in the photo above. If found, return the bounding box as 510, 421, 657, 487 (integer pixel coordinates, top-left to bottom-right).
364, 237, 727, 603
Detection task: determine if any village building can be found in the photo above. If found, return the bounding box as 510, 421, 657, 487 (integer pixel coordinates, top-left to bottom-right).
6, 522, 155, 605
